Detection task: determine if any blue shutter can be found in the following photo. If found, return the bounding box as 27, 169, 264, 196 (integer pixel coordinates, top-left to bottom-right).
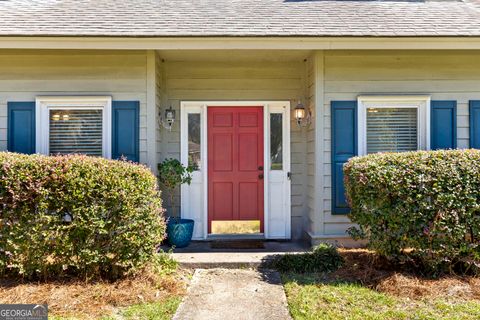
470, 101, 480, 149
331, 101, 357, 215
112, 101, 139, 162
431, 101, 457, 150
7, 102, 35, 154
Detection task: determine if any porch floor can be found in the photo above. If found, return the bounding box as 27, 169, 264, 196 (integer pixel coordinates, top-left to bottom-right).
164, 240, 310, 269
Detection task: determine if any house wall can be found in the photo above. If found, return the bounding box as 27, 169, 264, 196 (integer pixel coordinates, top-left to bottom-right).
4, 49, 476, 243
156, 52, 309, 239
0, 50, 151, 164
311, 50, 480, 244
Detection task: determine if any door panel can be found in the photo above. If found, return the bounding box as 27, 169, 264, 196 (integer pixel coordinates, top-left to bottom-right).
208, 107, 264, 233
238, 133, 258, 171
212, 133, 233, 171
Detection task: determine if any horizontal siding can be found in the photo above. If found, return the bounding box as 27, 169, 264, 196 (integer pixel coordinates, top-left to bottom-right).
322, 50, 480, 234
0, 50, 148, 162
161, 57, 307, 238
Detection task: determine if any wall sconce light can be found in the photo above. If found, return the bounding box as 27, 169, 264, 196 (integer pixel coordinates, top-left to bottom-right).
159, 106, 176, 131
294, 100, 311, 127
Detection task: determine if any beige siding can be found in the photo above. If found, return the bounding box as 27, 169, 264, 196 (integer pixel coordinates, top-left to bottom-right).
321, 50, 480, 236
158, 56, 308, 238
0, 50, 149, 163
306, 54, 316, 235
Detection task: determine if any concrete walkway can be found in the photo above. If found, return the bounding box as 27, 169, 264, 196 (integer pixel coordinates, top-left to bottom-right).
173, 268, 292, 320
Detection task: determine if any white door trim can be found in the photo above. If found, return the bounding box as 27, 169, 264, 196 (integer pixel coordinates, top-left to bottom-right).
180, 101, 291, 240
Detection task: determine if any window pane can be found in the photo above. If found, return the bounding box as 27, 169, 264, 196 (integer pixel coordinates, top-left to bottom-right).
188, 113, 201, 170
270, 113, 283, 170
49, 109, 103, 156
367, 107, 418, 154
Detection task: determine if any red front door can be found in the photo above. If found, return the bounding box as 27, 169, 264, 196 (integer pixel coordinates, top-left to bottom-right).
208, 107, 264, 233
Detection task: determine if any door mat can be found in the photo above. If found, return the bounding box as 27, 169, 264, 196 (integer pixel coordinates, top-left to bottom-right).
210, 240, 265, 249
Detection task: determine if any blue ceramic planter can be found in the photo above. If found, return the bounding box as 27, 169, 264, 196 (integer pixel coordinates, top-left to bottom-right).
167, 218, 195, 248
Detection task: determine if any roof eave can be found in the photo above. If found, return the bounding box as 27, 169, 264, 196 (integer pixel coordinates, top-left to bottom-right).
1, 36, 480, 50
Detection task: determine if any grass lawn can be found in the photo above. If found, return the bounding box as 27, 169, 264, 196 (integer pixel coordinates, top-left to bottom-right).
120, 296, 182, 320
282, 249, 480, 320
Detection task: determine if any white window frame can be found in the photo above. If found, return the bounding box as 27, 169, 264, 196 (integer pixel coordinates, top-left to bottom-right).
35, 96, 112, 158
358, 95, 431, 156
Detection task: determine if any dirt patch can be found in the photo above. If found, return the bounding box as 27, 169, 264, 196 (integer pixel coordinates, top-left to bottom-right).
0, 268, 190, 319
330, 249, 480, 301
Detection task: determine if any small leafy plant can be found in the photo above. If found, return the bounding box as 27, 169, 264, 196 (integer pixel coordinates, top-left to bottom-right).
157, 159, 193, 222
270, 244, 344, 273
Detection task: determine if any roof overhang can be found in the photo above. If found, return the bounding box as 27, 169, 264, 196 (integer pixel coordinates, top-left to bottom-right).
2, 36, 480, 50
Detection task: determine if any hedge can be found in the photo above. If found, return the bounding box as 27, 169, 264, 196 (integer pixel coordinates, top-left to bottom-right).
344, 149, 480, 275
0, 152, 165, 279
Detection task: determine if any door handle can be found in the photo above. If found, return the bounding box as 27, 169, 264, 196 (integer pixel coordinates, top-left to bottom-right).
258, 166, 263, 171
258, 174, 264, 179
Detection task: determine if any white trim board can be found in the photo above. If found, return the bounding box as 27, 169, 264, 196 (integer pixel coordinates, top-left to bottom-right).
35, 96, 112, 158
3, 37, 480, 50
180, 101, 291, 240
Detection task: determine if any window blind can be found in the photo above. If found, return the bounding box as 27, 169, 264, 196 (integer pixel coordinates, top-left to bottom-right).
366, 107, 418, 154
49, 109, 103, 156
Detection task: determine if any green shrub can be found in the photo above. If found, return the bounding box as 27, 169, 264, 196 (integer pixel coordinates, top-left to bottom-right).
270, 244, 344, 273
344, 149, 480, 275
0, 152, 165, 279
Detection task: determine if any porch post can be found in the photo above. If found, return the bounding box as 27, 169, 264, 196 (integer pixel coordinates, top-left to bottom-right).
146, 50, 158, 172
313, 50, 326, 237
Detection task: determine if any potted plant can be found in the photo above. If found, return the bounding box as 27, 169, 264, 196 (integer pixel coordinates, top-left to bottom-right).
158, 158, 194, 248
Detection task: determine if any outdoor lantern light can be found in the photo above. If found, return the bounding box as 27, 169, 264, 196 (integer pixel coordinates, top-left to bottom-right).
295, 100, 311, 127
159, 105, 176, 131
165, 106, 175, 126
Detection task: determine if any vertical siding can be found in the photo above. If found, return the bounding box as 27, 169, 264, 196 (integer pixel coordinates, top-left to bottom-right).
0, 50, 149, 162
159, 57, 307, 238
322, 50, 480, 236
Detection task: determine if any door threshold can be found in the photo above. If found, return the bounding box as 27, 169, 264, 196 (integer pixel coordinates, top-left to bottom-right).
207, 233, 265, 241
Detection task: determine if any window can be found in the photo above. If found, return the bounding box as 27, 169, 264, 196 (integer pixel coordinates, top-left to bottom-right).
270, 113, 283, 170
188, 113, 201, 170
366, 107, 418, 154
358, 96, 430, 155
49, 109, 103, 156
36, 97, 112, 158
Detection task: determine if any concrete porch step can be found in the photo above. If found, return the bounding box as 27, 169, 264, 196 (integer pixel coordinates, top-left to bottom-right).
165, 240, 309, 269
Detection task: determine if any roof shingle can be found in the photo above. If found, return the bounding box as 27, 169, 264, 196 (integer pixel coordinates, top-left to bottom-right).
1, 0, 480, 37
